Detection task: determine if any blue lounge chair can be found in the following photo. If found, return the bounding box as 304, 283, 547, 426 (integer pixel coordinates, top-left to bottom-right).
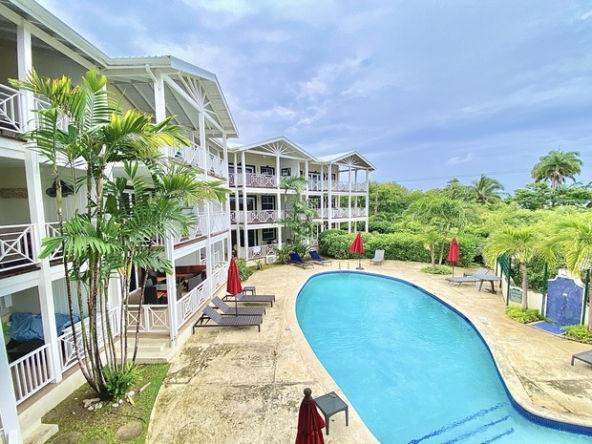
289, 252, 314, 269
309, 250, 332, 265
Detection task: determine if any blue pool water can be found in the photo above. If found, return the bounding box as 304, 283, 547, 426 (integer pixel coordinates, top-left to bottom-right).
296, 272, 592, 444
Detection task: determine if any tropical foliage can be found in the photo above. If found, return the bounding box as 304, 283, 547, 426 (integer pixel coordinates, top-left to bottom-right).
11, 71, 228, 399
278, 176, 318, 255
531, 149, 583, 191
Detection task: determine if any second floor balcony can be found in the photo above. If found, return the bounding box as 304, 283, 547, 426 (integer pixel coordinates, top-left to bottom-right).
231, 210, 284, 225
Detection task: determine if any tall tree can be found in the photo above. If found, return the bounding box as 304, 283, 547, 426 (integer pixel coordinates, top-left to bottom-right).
279, 176, 318, 254
469, 174, 506, 204
403, 195, 468, 265
12, 71, 228, 399
483, 226, 541, 309
531, 150, 583, 191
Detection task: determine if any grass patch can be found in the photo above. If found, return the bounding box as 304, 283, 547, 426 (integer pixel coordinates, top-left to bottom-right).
506, 306, 546, 324
43, 363, 169, 443
421, 265, 452, 275
563, 325, 592, 343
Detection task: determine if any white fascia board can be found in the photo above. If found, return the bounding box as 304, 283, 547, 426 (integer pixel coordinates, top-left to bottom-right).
229, 136, 314, 160
8, 0, 110, 67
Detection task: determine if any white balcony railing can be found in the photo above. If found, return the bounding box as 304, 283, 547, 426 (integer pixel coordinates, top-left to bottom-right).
58, 307, 120, 372
45, 222, 63, 261
0, 224, 38, 271
10, 344, 52, 405
127, 305, 170, 333
0, 84, 24, 133
231, 210, 283, 225
231, 173, 276, 188
209, 212, 229, 234
207, 152, 227, 179
245, 244, 277, 259
176, 280, 207, 327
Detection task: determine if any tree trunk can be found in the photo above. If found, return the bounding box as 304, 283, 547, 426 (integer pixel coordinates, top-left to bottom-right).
430, 244, 435, 266
521, 263, 529, 310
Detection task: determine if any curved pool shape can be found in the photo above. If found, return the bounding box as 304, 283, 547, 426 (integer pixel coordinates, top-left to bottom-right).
296, 272, 592, 444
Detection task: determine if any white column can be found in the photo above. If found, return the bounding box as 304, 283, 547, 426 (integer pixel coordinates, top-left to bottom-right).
348, 166, 352, 233
0, 337, 21, 444
233, 152, 240, 257
18, 23, 62, 385
365, 170, 370, 232
276, 154, 282, 248
200, 111, 214, 301
327, 163, 333, 230
223, 133, 232, 259
241, 151, 249, 257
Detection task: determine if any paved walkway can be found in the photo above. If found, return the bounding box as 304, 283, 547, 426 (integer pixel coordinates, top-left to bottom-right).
147, 260, 592, 443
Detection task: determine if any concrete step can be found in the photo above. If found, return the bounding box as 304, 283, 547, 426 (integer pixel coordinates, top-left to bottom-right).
117, 337, 176, 363
23, 422, 58, 444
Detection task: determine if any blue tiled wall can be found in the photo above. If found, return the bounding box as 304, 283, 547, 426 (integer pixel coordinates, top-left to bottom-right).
546, 276, 585, 325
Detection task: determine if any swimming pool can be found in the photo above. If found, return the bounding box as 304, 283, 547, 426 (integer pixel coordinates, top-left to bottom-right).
296, 272, 592, 443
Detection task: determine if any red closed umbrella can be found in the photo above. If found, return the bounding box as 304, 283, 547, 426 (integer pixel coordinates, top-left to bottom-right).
447, 238, 459, 276
226, 257, 243, 315
295, 388, 325, 444
349, 232, 364, 270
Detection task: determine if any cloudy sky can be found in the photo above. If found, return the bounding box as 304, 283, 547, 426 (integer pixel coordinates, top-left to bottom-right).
38, 0, 592, 192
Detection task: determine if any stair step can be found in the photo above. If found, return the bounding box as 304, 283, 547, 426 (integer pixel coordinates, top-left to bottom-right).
23, 423, 58, 444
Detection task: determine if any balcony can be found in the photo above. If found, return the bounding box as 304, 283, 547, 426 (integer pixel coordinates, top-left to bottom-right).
314, 208, 367, 219
229, 173, 276, 188
231, 210, 283, 225
165, 143, 227, 179
0, 224, 38, 273
0, 84, 24, 134
307, 180, 368, 192
240, 243, 277, 260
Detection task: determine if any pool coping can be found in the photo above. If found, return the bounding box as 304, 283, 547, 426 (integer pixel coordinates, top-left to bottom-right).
292, 267, 592, 440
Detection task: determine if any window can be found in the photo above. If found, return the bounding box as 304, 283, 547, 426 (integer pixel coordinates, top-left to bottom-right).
262, 228, 276, 242
281, 167, 291, 177
228, 163, 256, 174
260, 166, 275, 176
230, 195, 256, 211
261, 196, 276, 210
308, 197, 321, 209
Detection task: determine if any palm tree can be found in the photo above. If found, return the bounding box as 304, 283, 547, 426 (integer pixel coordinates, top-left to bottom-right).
546, 214, 592, 329
13, 70, 228, 399
531, 150, 583, 191
470, 174, 506, 204
483, 226, 541, 309
278, 176, 318, 254
404, 195, 468, 265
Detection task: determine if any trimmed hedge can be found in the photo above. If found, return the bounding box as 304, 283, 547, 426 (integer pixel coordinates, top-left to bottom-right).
317, 229, 477, 268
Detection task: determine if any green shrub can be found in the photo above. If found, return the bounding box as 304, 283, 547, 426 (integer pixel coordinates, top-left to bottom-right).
505, 306, 545, 324
236, 258, 253, 282
563, 325, 592, 343
421, 265, 452, 275
104, 364, 141, 400
317, 229, 478, 267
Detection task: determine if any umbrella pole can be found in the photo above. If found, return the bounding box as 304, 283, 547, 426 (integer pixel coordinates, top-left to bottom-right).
234, 293, 238, 316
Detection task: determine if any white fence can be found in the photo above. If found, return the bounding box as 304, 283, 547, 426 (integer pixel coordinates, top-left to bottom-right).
0, 84, 23, 133
10, 344, 52, 404
176, 281, 208, 327
232, 210, 283, 224
0, 224, 38, 271
126, 305, 170, 333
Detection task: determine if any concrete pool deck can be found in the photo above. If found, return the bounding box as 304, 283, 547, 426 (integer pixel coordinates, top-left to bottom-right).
147, 260, 592, 443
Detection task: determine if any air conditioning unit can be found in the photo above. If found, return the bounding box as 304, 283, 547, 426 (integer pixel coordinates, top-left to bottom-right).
265, 255, 276, 265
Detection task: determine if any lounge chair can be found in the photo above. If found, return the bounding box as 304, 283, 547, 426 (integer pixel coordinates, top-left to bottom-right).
192, 306, 262, 333
464, 267, 489, 277
211, 296, 266, 316
309, 250, 332, 265
446, 276, 480, 287
571, 350, 592, 367
369, 250, 385, 265
289, 252, 314, 269
224, 292, 276, 307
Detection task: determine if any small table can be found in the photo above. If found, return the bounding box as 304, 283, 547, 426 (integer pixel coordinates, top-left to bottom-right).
243, 286, 256, 295
314, 391, 349, 435
474, 274, 501, 294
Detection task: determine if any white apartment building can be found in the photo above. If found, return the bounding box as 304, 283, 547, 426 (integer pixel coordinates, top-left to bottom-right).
0, 2, 375, 443
227, 137, 375, 261
0, 1, 237, 442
